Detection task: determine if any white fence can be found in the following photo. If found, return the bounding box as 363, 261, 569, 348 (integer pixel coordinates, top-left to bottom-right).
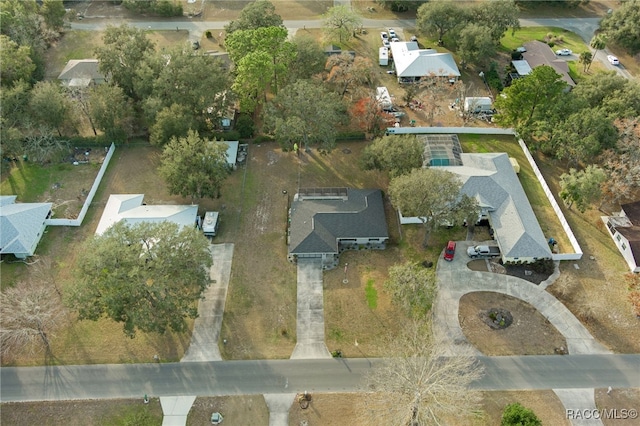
46, 143, 116, 227
387, 126, 516, 135
516, 139, 583, 260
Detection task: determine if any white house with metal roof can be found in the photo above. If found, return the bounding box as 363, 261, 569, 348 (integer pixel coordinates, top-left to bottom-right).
389, 42, 460, 83
95, 194, 198, 235
440, 153, 552, 263
287, 188, 389, 269
0, 196, 52, 259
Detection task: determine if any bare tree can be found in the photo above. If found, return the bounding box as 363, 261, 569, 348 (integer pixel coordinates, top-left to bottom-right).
361, 320, 484, 426
0, 259, 67, 359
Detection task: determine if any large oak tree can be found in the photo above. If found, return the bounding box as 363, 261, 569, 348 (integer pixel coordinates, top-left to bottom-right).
70, 221, 212, 338
388, 168, 478, 246
159, 130, 230, 203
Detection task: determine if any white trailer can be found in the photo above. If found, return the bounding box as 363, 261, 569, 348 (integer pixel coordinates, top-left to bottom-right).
379, 47, 389, 66
202, 211, 219, 237
463, 97, 493, 113
376, 86, 392, 109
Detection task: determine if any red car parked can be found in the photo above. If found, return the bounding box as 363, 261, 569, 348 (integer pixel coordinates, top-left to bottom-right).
443, 241, 456, 261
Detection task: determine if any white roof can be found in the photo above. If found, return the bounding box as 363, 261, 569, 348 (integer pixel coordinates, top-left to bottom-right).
95, 194, 198, 235
376, 87, 392, 105
389, 42, 460, 78
0, 196, 52, 257
210, 141, 238, 165
440, 153, 552, 260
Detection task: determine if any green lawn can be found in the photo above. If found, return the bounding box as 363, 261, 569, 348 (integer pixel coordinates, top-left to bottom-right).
1, 161, 73, 201
501, 26, 587, 54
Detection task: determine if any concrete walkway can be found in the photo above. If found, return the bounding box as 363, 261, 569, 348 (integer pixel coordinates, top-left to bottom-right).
161, 243, 234, 426
433, 241, 611, 356
554, 389, 604, 426
264, 394, 297, 426
290, 258, 332, 360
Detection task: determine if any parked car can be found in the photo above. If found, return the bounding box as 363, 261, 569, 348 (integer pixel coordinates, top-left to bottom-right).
607, 55, 620, 65
444, 241, 456, 261
467, 245, 501, 258
391, 37, 400, 43
388, 28, 397, 38
380, 31, 388, 41
555, 48, 572, 56
382, 39, 390, 48
515, 46, 527, 53
410, 35, 418, 42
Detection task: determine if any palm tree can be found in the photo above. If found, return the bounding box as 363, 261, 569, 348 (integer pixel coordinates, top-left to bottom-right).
588, 35, 606, 72
579, 51, 593, 73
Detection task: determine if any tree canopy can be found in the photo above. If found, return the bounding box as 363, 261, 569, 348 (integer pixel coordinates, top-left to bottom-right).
417, 0, 467, 45
360, 134, 424, 178
599, 0, 640, 54
0, 35, 35, 87
559, 165, 606, 213
501, 403, 542, 426
95, 25, 155, 100
226, 26, 295, 111
493, 65, 567, 136
264, 80, 344, 152
362, 320, 484, 425
70, 221, 212, 338
388, 168, 479, 246
224, 0, 284, 35
325, 52, 374, 98
322, 5, 362, 43
159, 130, 230, 202
384, 263, 436, 318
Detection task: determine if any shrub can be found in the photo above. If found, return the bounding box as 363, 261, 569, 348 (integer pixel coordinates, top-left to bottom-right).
336, 131, 366, 141
501, 403, 542, 426
547, 42, 555, 48
254, 134, 274, 144
530, 258, 555, 275
235, 114, 255, 139
205, 30, 212, 39
210, 130, 240, 141
486, 62, 503, 92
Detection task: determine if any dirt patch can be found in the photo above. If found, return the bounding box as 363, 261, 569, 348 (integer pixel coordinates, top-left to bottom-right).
594, 388, 640, 426
459, 291, 567, 355
465, 259, 553, 285
0, 398, 163, 426
186, 395, 268, 426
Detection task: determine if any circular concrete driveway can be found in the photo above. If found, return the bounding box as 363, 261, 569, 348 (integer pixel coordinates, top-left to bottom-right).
432, 241, 611, 356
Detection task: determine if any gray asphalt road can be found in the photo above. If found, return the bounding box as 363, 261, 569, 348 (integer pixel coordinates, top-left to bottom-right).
2, 355, 638, 402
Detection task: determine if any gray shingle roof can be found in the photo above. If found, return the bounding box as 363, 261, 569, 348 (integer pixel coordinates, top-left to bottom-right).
0, 196, 52, 257
288, 189, 388, 255
441, 153, 552, 260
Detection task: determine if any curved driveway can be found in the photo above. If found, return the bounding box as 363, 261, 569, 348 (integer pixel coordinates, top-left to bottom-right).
433, 241, 611, 356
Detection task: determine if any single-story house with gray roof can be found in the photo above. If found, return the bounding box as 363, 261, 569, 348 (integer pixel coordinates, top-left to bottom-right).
288, 188, 389, 269
439, 153, 552, 263
58, 59, 106, 88
0, 195, 52, 259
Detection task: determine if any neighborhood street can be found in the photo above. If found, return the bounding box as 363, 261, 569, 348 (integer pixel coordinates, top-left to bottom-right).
1, 355, 639, 402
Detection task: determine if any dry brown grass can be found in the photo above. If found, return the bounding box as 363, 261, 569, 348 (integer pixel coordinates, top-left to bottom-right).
186, 395, 268, 426
0, 398, 163, 426
459, 292, 568, 356
537, 155, 640, 353
179, 0, 332, 21
288, 390, 571, 426
595, 388, 640, 426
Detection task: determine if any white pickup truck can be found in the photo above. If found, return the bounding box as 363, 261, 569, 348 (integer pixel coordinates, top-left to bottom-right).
467, 245, 500, 258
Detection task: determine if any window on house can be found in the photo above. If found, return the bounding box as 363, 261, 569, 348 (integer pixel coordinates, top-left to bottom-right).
617, 235, 622, 241
622, 243, 627, 250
